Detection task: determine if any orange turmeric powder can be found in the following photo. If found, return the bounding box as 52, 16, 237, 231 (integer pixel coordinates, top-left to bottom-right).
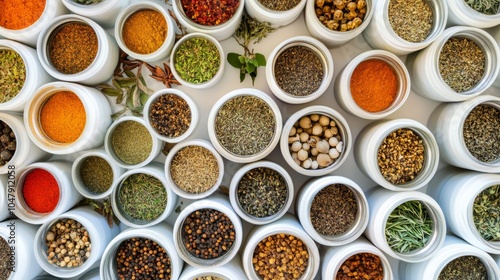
0, 0, 46, 30
40, 91, 86, 143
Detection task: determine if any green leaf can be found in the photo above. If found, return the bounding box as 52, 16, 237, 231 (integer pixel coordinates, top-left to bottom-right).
255, 53, 266, 66
124, 70, 135, 78
239, 55, 246, 64
227, 53, 243, 68
250, 70, 257, 85
116, 77, 136, 88
248, 58, 259, 67
139, 92, 149, 106
245, 62, 256, 74
112, 79, 122, 90
101, 88, 122, 97
239, 71, 246, 83
111, 108, 127, 120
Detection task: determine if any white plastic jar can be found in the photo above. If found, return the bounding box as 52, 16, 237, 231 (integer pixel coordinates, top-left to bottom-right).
0, 0, 67, 47
242, 214, 320, 280
407, 26, 500, 102
0, 112, 47, 175
170, 33, 225, 89
229, 160, 294, 225
365, 189, 447, 263
428, 168, 500, 254
143, 88, 199, 143
334, 49, 410, 119
427, 95, 500, 173
399, 235, 500, 280
266, 35, 334, 104
280, 105, 352, 176
322, 236, 393, 280
71, 148, 125, 200
13, 161, 82, 225
304, 0, 374, 48
296, 176, 369, 246
355, 118, 439, 191
36, 14, 119, 85
207, 88, 282, 163
33, 207, 120, 279
100, 223, 184, 280
165, 139, 224, 200
173, 194, 243, 268
0, 176, 9, 222
172, 0, 244, 41
447, 0, 500, 28
61, 0, 129, 28
24, 82, 112, 155
0, 39, 53, 112
111, 164, 177, 228
104, 116, 162, 169
114, 1, 176, 62
178, 255, 247, 280
363, 0, 447, 55
0, 219, 43, 279
245, 0, 306, 27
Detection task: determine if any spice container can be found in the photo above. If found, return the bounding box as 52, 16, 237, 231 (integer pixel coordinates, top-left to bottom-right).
0, 219, 43, 279
208, 88, 282, 163
178, 255, 247, 280
242, 214, 320, 280
0, 0, 67, 47
280, 105, 352, 176
304, 0, 374, 48
172, 0, 244, 41
428, 95, 500, 172
355, 119, 439, 191
104, 116, 162, 169
173, 195, 243, 268
365, 189, 446, 263
407, 26, 499, 102
245, 0, 306, 27
447, 0, 500, 28
71, 148, 124, 200
100, 222, 183, 280
321, 236, 392, 280
229, 160, 294, 225
33, 207, 120, 279
165, 139, 224, 200
399, 235, 500, 280
25, 81, 112, 155
428, 168, 500, 254
266, 35, 334, 104
334, 50, 410, 119
36, 14, 119, 85
114, 1, 175, 62
61, 0, 129, 28
363, 0, 447, 55
0, 39, 52, 112
170, 33, 225, 89
13, 161, 82, 225
0, 176, 8, 222
0, 112, 47, 175
296, 176, 368, 246
111, 164, 177, 228
143, 89, 199, 143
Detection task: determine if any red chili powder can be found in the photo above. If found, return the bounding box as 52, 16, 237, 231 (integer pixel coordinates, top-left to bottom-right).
22, 168, 59, 213
0, 0, 46, 30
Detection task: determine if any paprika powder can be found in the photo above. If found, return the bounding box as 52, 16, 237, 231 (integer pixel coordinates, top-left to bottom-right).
22, 168, 59, 213
0, 0, 46, 30
181, 0, 240, 26
350, 59, 398, 113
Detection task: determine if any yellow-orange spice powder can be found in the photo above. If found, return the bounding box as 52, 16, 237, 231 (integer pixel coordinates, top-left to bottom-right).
0, 0, 46, 30
40, 91, 86, 143
122, 10, 167, 54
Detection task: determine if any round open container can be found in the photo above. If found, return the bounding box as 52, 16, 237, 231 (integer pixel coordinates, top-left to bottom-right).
178, 255, 247, 280
61, 0, 129, 28
447, 0, 500, 28
245, 0, 306, 27
24, 81, 112, 155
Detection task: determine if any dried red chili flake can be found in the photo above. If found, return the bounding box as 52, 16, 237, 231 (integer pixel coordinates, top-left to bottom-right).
181, 0, 240, 26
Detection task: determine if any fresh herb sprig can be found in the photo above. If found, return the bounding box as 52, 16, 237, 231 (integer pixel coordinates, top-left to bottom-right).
473, 184, 500, 241
385, 200, 433, 253
227, 14, 275, 85
465, 0, 500, 15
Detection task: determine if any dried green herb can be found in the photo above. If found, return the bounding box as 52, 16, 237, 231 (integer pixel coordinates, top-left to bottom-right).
438, 255, 488, 280
71, 0, 102, 4
174, 37, 220, 84
77, 198, 119, 227
385, 200, 433, 253
227, 13, 275, 85
463, 104, 500, 163
473, 184, 500, 241
388, 0, 433, 43
0, 50, 26, 103
79, 156, 113, 194
111, 120, 153, 165
465, 0, 500, 15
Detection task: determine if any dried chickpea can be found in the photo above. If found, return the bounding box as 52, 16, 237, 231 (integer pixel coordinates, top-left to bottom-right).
315, 0, 365, 31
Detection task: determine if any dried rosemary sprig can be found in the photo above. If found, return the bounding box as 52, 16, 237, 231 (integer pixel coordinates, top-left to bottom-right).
465, 0, 500, 15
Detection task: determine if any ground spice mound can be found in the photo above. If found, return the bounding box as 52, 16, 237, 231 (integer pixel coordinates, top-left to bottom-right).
0, 0, 46, 30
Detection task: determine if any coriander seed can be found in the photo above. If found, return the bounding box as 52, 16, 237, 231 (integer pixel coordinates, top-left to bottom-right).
463, 104, 500, 163
149, 94, 191, 138
79, 156, 113, 194
438, 255, 488, 280
388, 0, 433, 43
45, 218, 91, 268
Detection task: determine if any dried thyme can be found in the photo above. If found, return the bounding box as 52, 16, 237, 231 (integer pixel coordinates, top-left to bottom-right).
174, 37, 220, 84
257, 0, 301, 11
438, 255, 488, 280
111, 120, 153, 165
465, 0, 500, 15
215, 95, 275, 156
473, 184, 500, 241
388, 0, 433, 43
463, 104, 500, 163
439, 37, 485, 93
0, 49, 25, 103
79, 156, 113, 194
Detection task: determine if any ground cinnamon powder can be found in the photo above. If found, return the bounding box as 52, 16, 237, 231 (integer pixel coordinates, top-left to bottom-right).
350, 59, 398, 113
0, 0, 46, 30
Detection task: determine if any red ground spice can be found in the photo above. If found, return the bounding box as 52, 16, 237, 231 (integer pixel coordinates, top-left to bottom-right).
181, 0, 240, 26
22, 168, 59, 213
